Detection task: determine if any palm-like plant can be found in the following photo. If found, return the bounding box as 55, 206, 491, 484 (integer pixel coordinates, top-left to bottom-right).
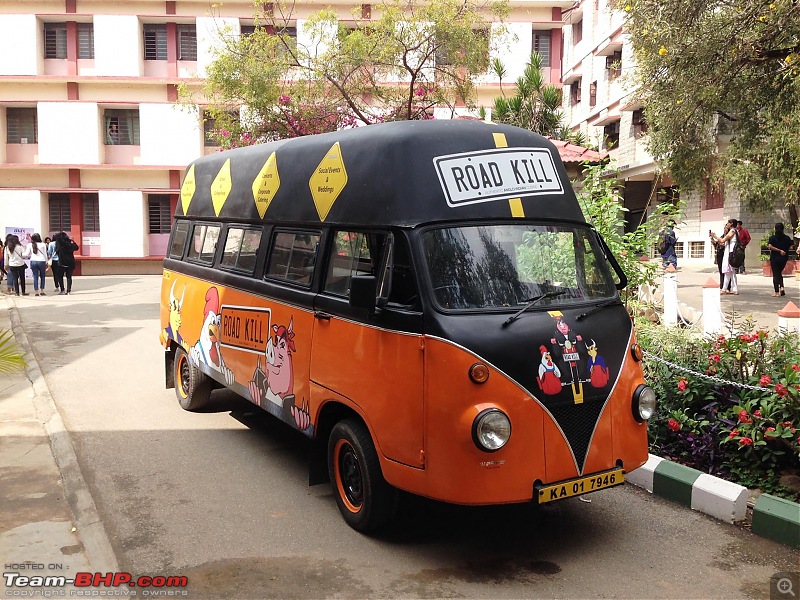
0, 329, 26, 374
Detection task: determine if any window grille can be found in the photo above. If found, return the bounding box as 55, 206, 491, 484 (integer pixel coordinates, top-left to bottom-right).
78, 23, 94, 59
49, 194, 71, 232
532, 31, 551, 67
675, 242, 685, 259
633, 109, 648, 137
689, 241, 705, 259
606, 51, 622, 79
570, 80, 582, 106
144, 24, 168, 60
589, 81, 597, 108
44, 23, 68, 58
105, 109, 140, 145
177, 24, 197, 61
82, 194, 100, 231
148, 195, 172, 234
7, 108, 37, 144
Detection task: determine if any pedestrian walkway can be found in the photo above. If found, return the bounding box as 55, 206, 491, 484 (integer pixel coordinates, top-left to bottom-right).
0, 294, 116, 589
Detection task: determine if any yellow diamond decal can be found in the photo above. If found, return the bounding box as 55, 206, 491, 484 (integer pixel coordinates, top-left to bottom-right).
309, 142, 348, 222
180, 164, 196, 214
252, 152, 280, 219
210, 159, 232, 216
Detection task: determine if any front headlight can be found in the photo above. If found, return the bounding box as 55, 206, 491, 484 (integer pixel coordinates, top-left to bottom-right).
632, 384, 657, 422
472, 408, 511, 452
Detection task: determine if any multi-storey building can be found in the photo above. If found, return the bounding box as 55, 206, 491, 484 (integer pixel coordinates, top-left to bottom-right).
560, 0, 786, 266
0, 0, 572, 274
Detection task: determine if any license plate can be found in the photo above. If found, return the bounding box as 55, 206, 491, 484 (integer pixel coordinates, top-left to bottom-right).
535, 468, 625, 504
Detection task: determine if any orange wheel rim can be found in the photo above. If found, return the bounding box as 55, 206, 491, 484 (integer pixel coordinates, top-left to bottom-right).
334, 438, 363, 513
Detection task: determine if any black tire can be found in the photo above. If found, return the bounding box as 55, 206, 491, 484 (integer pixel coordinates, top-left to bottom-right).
173, 346, 212, 411
328, 418, 398, 533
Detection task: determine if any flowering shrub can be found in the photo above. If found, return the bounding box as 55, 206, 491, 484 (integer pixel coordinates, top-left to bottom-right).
635, 316, 800, 501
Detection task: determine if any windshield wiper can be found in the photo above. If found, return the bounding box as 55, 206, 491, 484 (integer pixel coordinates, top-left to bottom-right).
576, 297, 622, 321
502, 291, 567, 327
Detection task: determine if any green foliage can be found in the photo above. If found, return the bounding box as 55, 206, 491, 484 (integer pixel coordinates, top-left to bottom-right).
574, 160, 682, 291
635, 318, 800, 500
619, 0, 800, 211
0, 329, 26, 375
191, 0, 509, 145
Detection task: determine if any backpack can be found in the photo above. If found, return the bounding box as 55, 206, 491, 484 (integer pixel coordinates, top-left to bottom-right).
657, 231, 670, 255
728, 231, 746, 268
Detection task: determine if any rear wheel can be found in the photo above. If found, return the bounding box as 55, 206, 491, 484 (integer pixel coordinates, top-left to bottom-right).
328, 418, 397, 533
173, 346, 212, 411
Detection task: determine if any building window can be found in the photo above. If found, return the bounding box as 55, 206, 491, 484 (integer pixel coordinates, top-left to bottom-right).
572, 19, 583, 45
49, 194, 71, 232
44, 22, 68, 59
105, 109, 140, 145
570, 79, 582, 106
144, 24, 168, 60
240, 23, 256, 37
675, 242, 685, 259
532, 31, 551, 67
606, 51, 622, 79
633, 108, 648, 137
589, 81, 597, 108
603, 120, 620, 149
703, 179, 724, 210
78, 23, 94, 59
689, 241, 705, 259
7, 108, 37, 144
203, 111, 220, 147
82, 194, 100, 231
148, 195, 172, 234
177, 24, 197, 61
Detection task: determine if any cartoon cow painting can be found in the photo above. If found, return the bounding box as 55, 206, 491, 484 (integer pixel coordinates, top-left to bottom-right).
161, 280, 186, 348
190, 287, 234, 385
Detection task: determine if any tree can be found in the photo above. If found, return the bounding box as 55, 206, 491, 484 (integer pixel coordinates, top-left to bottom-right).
194, 0, 509, 146
619, 0, 800, 212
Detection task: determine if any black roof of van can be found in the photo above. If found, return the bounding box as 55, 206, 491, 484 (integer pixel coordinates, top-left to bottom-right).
177, 119, 586, 227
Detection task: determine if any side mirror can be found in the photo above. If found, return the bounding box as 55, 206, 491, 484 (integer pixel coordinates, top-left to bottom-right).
349, 275, 377, 310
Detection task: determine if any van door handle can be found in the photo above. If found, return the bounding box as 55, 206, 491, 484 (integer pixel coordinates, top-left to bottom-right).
314, 311, 332, 321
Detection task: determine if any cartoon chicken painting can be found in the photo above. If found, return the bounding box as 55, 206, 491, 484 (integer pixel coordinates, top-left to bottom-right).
537, 345, 563, 395
189, 287, 234, 385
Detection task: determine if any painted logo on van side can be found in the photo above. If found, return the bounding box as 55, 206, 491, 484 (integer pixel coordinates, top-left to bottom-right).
433, 148, 564, 207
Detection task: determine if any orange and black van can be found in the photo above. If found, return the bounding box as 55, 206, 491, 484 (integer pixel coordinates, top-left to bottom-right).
160, 120, 655, 532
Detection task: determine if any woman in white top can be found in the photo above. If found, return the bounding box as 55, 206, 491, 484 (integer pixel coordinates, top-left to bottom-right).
710, 218, 739, 295
28, 233, 48, 296
4, 235, 30, 296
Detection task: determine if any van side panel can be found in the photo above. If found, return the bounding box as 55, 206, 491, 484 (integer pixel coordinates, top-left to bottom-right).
310, 316, 424, 469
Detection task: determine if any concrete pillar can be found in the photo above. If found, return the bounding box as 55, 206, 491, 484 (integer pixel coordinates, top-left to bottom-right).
777, 301, 800, 334
663, 266, 678, 327
703, 277, 723, 335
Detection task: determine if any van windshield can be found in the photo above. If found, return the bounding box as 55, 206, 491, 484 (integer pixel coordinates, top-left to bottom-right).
422, 224, 618, 310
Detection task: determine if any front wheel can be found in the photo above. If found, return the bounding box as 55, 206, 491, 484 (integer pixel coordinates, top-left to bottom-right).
328, 418, 398, 533
173, 346, 212, 411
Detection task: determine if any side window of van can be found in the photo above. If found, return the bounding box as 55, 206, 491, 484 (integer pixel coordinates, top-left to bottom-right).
221, 227, 262, 274
265, 230, 320, 286
324, 231, 380, 297
169, 221, 190, 258
186, 224, 221, 265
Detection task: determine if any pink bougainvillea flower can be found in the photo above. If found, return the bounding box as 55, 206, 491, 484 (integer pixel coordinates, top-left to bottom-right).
668, 418, 681, 432
759, 375, 772, 386
677, 378, 687, 392
739, 437, 753, 446
775, 384, 789, 397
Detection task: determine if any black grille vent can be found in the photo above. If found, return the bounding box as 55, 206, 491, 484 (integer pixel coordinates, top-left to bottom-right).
548, 398, 605, 473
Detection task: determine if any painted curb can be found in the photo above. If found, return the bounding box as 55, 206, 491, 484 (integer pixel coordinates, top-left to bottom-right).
627, 454, 799, 546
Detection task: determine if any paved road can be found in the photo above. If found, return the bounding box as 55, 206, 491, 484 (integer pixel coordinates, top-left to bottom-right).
12, 275, 798, 599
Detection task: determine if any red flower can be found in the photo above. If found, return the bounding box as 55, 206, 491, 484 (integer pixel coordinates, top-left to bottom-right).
759, 375, 772, 386
677, 378, 687, 392
765, 427, 777, 436
782, 421, 793, 427
775, 384, 789, 397
739, 437, 753, 446
668, 418, 681, 432
710, 354, 721, 362
738, 410, 749, 422
753, 409, 762, 417
792, 364, 800, 372
729, 429, 739, 438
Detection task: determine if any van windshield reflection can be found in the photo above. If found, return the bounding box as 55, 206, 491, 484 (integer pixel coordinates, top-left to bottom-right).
422, 224, 618, 311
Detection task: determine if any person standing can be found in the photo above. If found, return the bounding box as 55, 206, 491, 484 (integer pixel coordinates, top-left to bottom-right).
54, 231, 79, 295
767, 222, 794, 297
4, 235, 30, 296
47, 235, 63, 293
735, 220, 751, 274
709, 227, 729, 291
659, 220, 678, 269
28, 233, 48, 296
711, 218, 739, 295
